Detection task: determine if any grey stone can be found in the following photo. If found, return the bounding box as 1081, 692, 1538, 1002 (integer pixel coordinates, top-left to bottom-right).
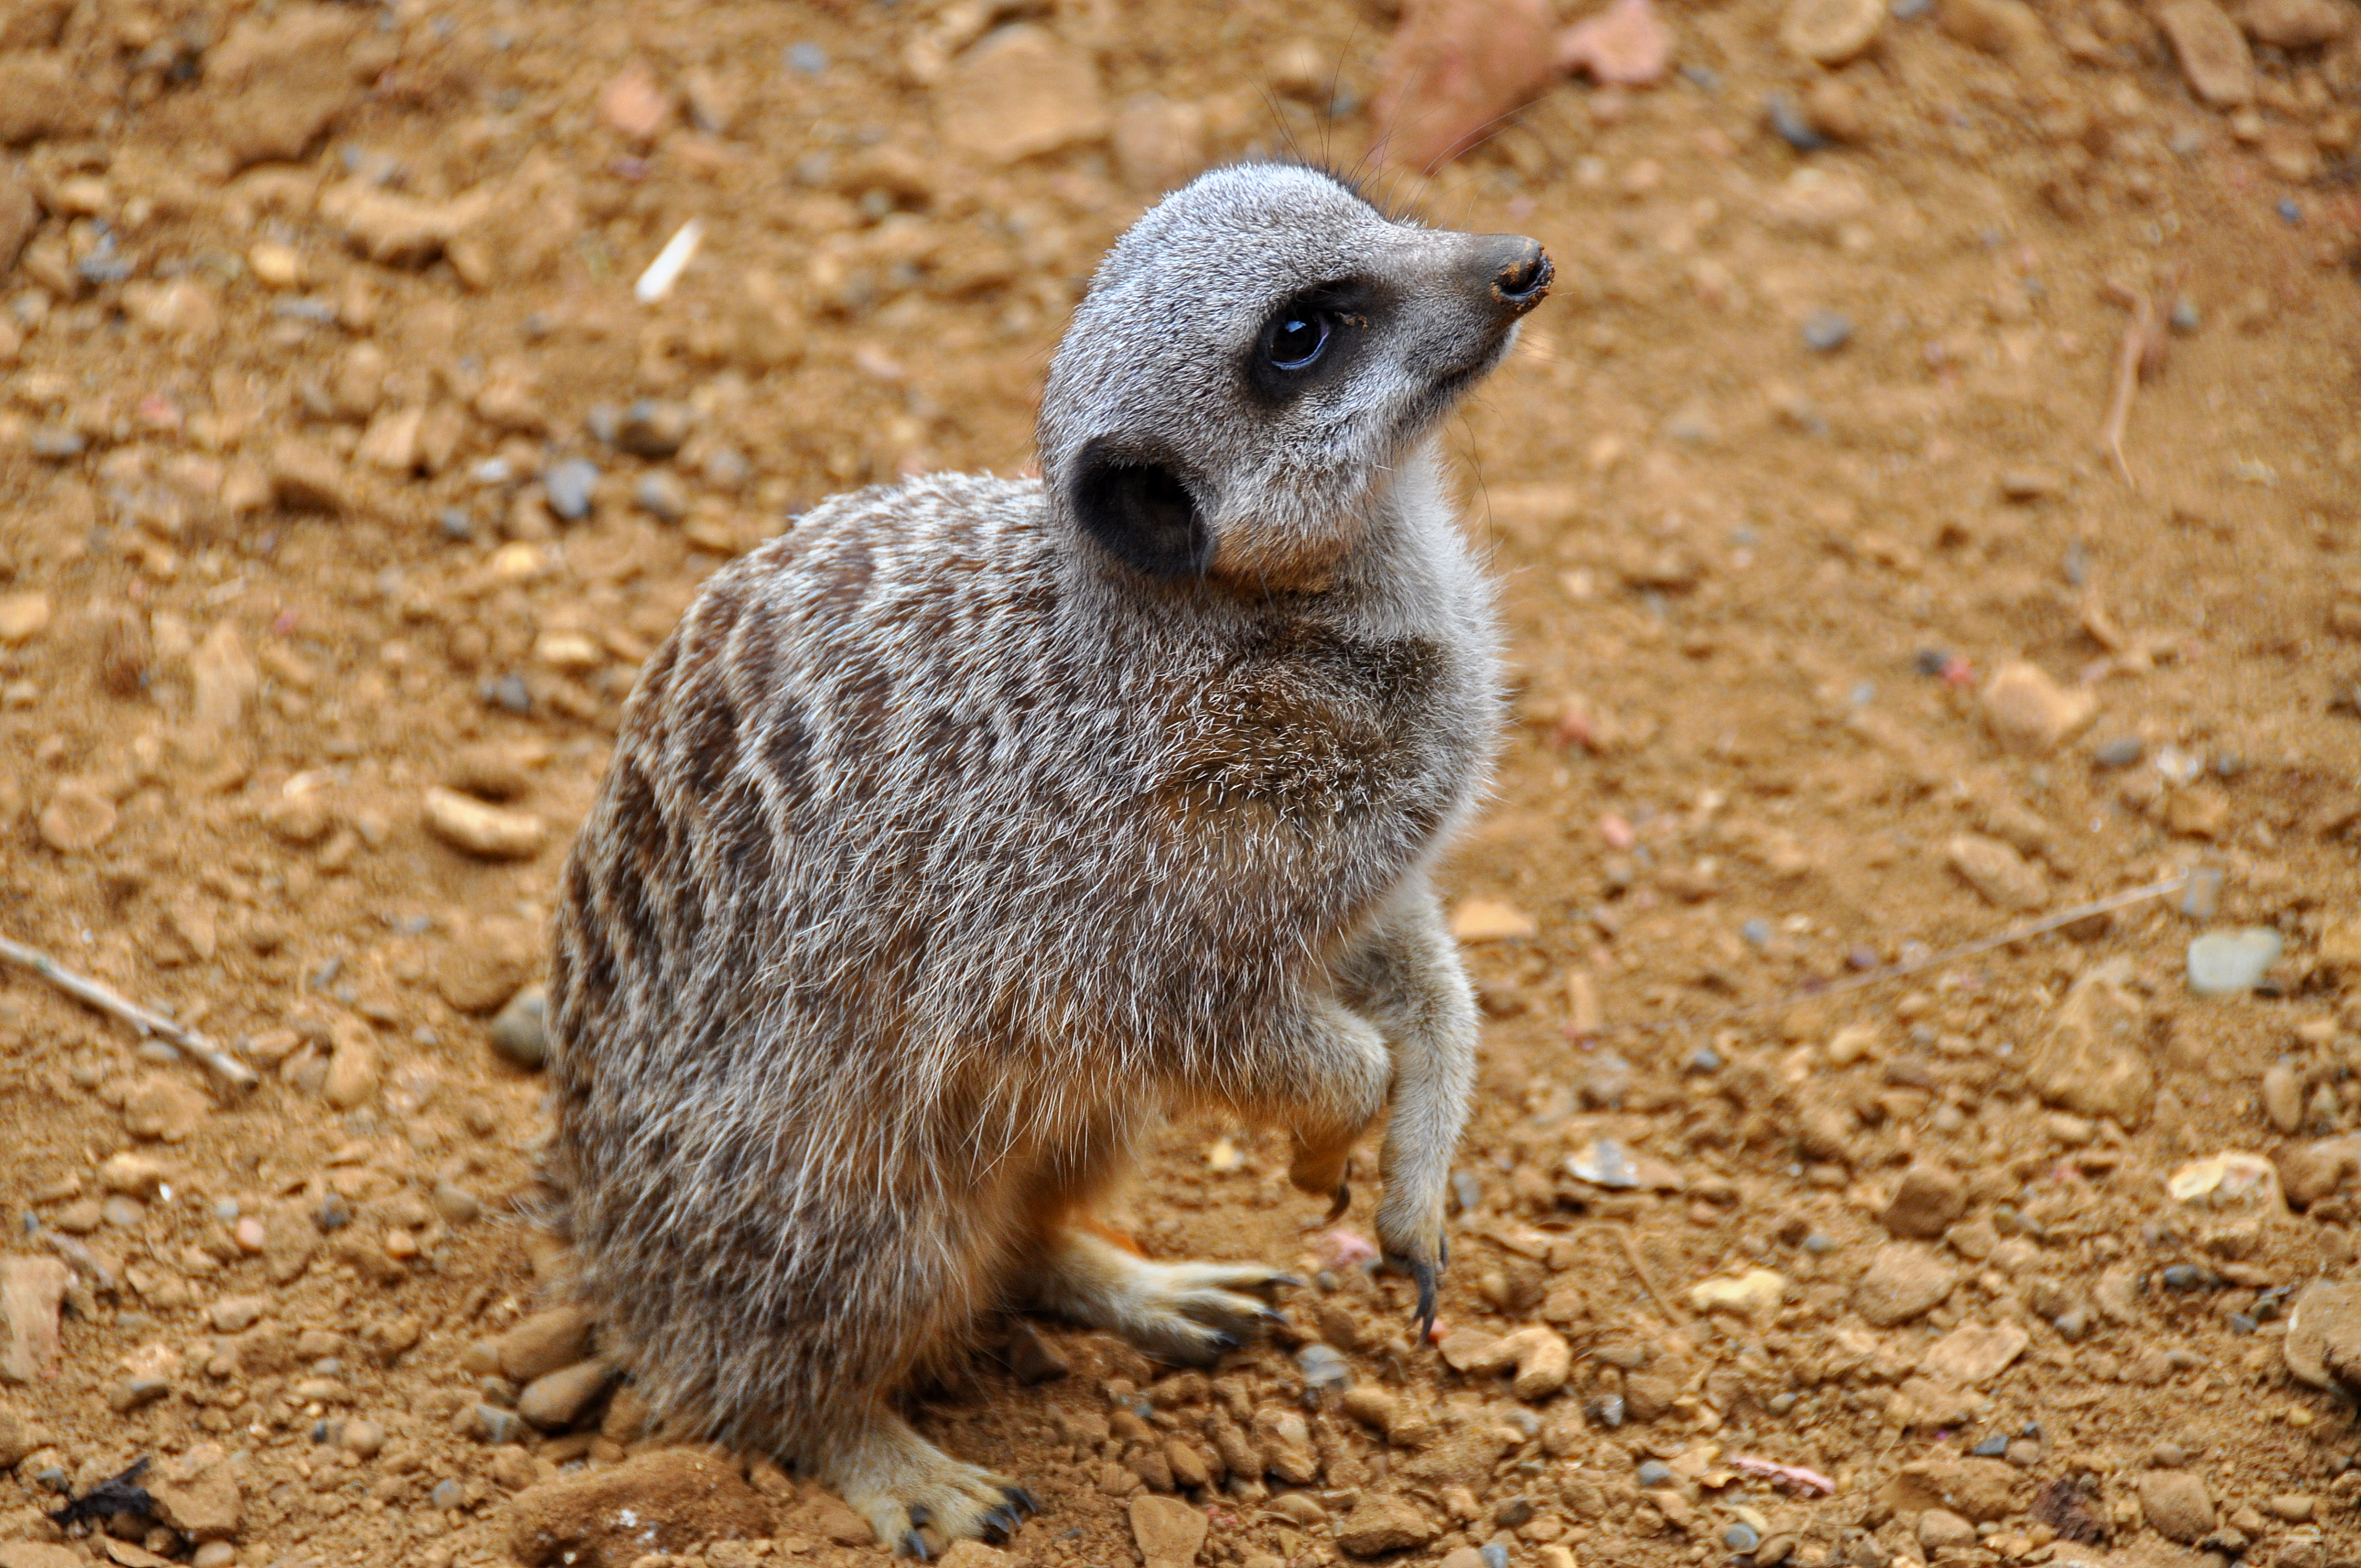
634, 471, 688, 522
1802, 309, 1853, 351
543, 459, 599, 521
489, 984, 548, 1070
616, 399, 694, 459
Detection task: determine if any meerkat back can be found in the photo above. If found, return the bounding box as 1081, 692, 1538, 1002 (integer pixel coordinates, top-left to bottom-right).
547, 161, 1548, 1554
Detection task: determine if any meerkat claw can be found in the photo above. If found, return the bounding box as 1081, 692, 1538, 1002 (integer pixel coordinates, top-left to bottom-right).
1386, 1253, 1441, 1341
1321, 1180, 1351, 1225
1003, 1486, 1041, 1518
899, 1532, 931, 1561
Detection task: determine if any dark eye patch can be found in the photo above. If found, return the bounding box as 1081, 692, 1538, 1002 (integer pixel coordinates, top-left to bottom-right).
1243, 278, 1384, 405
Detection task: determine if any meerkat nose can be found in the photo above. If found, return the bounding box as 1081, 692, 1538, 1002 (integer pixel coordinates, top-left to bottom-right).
1468, 235, 1554, 317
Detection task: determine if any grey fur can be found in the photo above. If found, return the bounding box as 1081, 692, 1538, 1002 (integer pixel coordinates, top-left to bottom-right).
547, 162, 1549, 1551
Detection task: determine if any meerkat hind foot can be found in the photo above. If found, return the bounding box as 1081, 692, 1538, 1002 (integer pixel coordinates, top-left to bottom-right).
1032, 1232, 1294, 1367
826, 1411, 1037, 1559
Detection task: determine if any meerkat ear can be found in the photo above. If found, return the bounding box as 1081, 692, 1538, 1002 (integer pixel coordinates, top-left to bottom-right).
1069, 438, 1213, 579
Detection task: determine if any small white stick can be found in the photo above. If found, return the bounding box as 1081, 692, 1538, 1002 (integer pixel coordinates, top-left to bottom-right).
1590, 872, 2196, 1041
0, 933, 258, 1090
634, 218, 704, 304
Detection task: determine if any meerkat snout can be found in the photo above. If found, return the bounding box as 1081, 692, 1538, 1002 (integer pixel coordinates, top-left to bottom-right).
1472, 234, 1554, 314
550, 160, 1541, 1556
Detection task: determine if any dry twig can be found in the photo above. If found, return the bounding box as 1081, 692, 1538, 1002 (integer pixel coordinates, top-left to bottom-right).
1578, 1222, 1687, 1324
39, 1231, 118, 1292
0, 933, 258, 1090
2099, 265, 2183, 486
1590, 872, 2202, 1043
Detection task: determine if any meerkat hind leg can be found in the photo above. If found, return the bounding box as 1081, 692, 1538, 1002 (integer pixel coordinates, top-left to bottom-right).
822, 1404, 1038, 1559
1026, 1228, 1292, 1366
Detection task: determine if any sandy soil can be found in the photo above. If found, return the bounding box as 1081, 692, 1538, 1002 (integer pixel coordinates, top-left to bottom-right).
1, 0, 2359, 1565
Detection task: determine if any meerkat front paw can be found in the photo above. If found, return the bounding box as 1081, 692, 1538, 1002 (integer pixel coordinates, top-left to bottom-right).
824, 1411, 1040, 1559
1375, 1189, 1450, 1341
1027, 1229, 1295, 1366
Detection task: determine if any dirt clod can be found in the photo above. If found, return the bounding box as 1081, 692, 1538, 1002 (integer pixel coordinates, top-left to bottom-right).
507, 1447, 774, 1567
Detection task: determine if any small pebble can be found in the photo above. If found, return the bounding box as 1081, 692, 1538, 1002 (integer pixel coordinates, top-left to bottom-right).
2152, 744, 2204, 784
2278, 198, 2302, 225
703, 446, 752, 489
635, 471, 689, 522
430, 1477, 464, 1507
2186, 928, 2284, 995
1726, 1524, 1762, 1554
1891, 0, 1933, 15
483, 674, 532, 715
2264, 1060, 2303, 1134
2161, 1264, 2207, 1291
470, 1404, 523, 1445
1296, 1343, 1351, 1393
490, 984, 550, 1070
786, 41, 829, 75
1637, 1460, 1675, 1488
1802, 309, 1853, 352
433, 1180, 483, 1223
616, 398, 694, 459
108, 1375, 171, 1413
1588, 1394, 1625, 1428
543, 458, 599, 521
1971, 1435, 2009, 1457
1689, 1044, 1725, 1071
2093, 736, 2144, 767
2170, 297, 2200, 333
1765, 92, 1827, 150
316, 1194, 352, 1231
1479, 1547, 1509, 1568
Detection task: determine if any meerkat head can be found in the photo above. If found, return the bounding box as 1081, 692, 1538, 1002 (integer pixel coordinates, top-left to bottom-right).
1036, 162, 1550, 590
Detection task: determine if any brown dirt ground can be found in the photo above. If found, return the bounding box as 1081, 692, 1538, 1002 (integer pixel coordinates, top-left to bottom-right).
2, 0, 2360, 1565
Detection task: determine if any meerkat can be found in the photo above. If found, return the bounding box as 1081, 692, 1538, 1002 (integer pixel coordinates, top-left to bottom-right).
546, 161, 1551, 1555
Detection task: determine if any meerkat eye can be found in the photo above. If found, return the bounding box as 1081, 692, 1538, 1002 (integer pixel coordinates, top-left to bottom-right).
1266, 311, 1332, 372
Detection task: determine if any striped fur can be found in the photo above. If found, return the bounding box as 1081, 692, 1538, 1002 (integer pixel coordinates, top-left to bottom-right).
546, 163, 1542, 1550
